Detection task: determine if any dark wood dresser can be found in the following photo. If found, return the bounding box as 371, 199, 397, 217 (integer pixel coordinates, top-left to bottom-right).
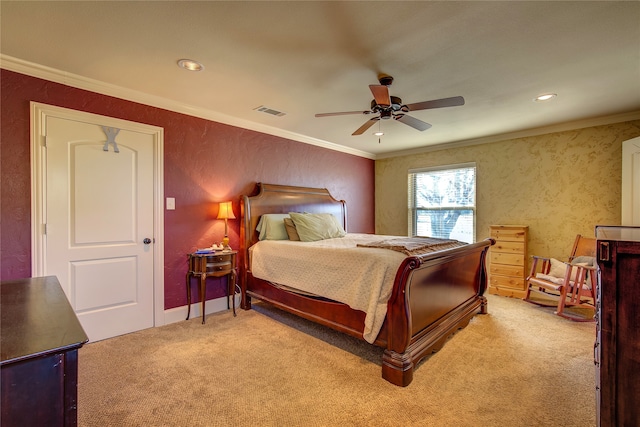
595, 226, 640, 427
1, 276, 89, 427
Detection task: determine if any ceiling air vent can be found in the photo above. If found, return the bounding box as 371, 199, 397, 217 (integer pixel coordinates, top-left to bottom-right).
254, 105, 286, 117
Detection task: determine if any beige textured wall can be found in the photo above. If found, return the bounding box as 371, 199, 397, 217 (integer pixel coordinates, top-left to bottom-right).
375, 120, 640, 262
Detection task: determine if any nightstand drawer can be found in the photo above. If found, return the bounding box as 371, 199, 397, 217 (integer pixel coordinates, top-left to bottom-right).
208, 254, 232, 263
205, 260, 232, 273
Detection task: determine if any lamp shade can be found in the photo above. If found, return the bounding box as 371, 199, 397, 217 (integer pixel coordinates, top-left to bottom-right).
216, 201, 236, 220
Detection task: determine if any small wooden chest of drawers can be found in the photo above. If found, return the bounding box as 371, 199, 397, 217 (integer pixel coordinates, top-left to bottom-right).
488, 225, 528, 298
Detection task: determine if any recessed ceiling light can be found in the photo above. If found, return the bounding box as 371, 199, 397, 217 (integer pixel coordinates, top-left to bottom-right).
534, 93, 557, 102
177, 59, 204, 72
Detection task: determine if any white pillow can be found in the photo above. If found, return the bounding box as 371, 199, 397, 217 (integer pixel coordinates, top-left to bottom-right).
288, 212, 346, 242
548, 258, 581, 282
256, 214, 290, 240
548, 258, 568, 279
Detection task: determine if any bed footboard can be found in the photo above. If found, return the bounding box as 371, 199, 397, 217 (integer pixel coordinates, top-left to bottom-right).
381, 239, 493, 386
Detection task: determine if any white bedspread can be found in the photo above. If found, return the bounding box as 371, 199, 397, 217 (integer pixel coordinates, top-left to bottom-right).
250, 233, 407, 343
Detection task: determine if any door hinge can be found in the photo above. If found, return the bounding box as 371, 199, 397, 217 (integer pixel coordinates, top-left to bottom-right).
43, 223, 47, 235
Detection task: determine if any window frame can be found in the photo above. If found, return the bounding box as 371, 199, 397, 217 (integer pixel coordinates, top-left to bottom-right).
408, 162, 477, 243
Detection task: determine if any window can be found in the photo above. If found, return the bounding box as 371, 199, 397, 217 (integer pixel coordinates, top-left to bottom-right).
408, 163, 476, 243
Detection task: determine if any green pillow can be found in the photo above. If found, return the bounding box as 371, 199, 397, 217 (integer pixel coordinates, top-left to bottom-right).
288, 212, 346, 242
256, 214, 290, 240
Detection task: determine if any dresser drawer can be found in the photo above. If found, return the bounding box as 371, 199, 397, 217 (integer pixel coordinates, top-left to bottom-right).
490, 263, 524, 277
490, 252, 525, 267
491, 240, 525, 255
491, 227, 527, 242
489, 274, 525, 290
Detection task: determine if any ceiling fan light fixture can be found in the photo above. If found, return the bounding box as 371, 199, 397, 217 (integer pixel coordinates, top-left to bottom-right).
380, 110, 392, 120
373, 131, 384, 136
534, 93, 557, 102
177, 59, 204, 72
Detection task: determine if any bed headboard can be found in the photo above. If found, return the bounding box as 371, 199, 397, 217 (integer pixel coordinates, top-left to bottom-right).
240, 183, 347, 268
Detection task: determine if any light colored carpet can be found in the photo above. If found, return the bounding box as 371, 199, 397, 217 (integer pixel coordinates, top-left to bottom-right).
78, 294, 596, 426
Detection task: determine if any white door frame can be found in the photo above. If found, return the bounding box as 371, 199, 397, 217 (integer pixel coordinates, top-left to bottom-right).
622, 136, 640, 226
30, 102, 165, 328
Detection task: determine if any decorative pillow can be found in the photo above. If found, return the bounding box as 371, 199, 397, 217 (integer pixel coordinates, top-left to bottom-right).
571, 256, 595, 289
548, 257, 582, 282
256, 214, 290, 240
283, 218, 300, 241
288, 212, 346, 242
548, 258, 572, 279
571, 255, 595, 266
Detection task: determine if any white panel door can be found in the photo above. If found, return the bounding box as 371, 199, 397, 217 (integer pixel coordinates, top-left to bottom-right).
622, 136, 640, 226
44, 115, 156, 342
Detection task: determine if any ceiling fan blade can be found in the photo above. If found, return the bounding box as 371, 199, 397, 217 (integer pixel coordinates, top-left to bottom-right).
315, 110, 371, 117
369, 85, 391, 106
395, 114, 432, 131
352, 117, 380, 136
404, 96, 465, 111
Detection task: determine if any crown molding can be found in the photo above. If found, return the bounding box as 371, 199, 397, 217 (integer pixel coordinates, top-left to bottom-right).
4, 54, 638, 162
1, 55, 376, 160
376, 110, 640, 159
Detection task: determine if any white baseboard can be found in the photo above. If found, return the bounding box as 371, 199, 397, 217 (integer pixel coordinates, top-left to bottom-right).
163, 294, 241, 325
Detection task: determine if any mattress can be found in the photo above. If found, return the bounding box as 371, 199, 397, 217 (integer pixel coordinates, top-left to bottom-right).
249, 233, 407, 343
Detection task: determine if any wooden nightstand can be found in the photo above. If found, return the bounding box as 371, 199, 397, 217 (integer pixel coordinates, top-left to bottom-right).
186, 251, 237, 324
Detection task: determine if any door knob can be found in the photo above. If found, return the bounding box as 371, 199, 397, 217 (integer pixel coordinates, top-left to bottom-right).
143, 238, 152, 245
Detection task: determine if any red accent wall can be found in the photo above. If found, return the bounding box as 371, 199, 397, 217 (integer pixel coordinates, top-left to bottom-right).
0, 70, 375, 309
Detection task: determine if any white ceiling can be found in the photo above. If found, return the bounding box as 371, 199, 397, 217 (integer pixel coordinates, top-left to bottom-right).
2, 1, 640, 158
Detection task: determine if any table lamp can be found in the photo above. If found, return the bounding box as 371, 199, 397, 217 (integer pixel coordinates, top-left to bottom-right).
217, 201, 236, 251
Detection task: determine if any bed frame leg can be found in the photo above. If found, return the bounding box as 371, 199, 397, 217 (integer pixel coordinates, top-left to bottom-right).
479, 295, 488, 314
381, 350, 414, 387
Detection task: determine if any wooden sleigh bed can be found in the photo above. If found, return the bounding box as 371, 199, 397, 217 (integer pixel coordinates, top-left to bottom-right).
239, 183, 494, 387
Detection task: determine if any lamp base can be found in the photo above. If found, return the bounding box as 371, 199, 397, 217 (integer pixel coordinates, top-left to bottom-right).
222, 237, 231, 251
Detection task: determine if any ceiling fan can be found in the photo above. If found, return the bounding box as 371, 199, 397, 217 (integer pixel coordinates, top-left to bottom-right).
315, 74, 465, 136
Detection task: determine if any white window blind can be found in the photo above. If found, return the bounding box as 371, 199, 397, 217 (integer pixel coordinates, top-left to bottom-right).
408, 163, 476, 243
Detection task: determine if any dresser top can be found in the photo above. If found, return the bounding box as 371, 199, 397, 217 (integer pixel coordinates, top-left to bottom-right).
1, 276, 88, 365
596, 225, 640, 242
